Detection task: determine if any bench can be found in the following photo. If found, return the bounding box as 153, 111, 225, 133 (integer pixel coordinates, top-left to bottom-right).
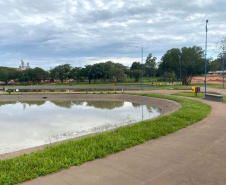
205, 93, 223, 102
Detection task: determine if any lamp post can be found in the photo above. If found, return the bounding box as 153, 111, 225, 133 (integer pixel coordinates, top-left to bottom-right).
135, 46, 145, 90
109, 71, 111, 83
179, 54, 182, 85
223, 52, 225, 88
204, 20, 209, 94
146, 65, 151, 84
165, 60, 166, 85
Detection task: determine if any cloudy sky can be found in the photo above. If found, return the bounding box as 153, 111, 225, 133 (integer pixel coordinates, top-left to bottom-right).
0, 0, 225, 69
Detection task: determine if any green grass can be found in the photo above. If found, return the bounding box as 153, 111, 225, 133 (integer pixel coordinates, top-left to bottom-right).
189, 82, 226, 89
173, 92, 205, 98
1, 75, 225, 90
0, 94, 211, 185
173, 92, 226, 103
154, 85, 191, 90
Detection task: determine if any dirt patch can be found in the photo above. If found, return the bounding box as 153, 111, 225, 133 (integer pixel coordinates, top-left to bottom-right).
192, 76, 225, 85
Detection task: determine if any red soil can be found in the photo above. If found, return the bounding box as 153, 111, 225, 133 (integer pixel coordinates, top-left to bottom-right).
192, 76, 225, 85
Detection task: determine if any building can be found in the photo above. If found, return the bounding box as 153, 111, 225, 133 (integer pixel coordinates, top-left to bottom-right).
2, 60, 31, 71
19, 60, 30, 70
208, 71, 225, 75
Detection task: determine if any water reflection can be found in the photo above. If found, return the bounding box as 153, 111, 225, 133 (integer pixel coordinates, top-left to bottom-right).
132, 103, 140, 107
0, 101, 45, 108
50, 101, 76, 109
50, 100, 124, 109
0, 100, 124, 110
85, 101, 124, 110
0, 100, 161, 154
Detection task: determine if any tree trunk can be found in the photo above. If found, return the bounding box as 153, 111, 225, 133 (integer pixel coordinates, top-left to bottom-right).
182, 76, 192, 85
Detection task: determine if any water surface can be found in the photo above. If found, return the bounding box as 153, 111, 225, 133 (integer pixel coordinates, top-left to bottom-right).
0, 100, 161, 154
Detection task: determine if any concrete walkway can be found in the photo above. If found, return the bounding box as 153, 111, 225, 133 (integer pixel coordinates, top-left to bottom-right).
20, 95, 226, 185
201, 87, 226, 95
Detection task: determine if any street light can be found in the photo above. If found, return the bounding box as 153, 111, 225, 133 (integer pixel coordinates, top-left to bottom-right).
135, 46, 147, 90
204, 20, 209, 94
130, 69, 133, 83
223, 52, 225, 88
165, 60, 166, 85
148, 65, 151, 84
178, 54, 182, 85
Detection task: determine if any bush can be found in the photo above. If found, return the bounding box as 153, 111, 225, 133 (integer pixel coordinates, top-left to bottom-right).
6, 89, 13, 94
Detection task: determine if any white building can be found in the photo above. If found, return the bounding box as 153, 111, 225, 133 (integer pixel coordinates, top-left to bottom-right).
208, 71, 225, 75
19, 60, 30, 70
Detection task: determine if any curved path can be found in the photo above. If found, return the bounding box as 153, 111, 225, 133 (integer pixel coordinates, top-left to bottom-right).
201, 87, 226, 95
17, 92, 226, 185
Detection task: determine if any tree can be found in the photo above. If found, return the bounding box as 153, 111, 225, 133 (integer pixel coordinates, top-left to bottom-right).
216, 36, 226, 58
0, 67, 18, 85
103, 61, 115, 82
18, 68, 49, 84
157, 48, 180, 80
51, 64, 71, 83
83, 62, 122, 84
145, 53, 157, 77
215, 36, 226, 75
208, 58, 222, 71
33, 67, 49, 84
109, 68, 121, 82
158, 46, 205, 85
69, 67, 83, 83
166, 72, 175, 82
131, 62, 141, 71
180, 46, 205, 84
133, 69, 141, 82
114, 63, 125, 82
18, 70, 30, 83
84, 65, 92, 84
89, 63, 103, 83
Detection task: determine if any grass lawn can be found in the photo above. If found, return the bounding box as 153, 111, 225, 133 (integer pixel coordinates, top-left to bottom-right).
0, 83, 193, 91
1, 75, 225, 91
173, 92, 226, 103
0, 94, 211, 185
1, 80, 224, 93
154, 85, 191, 90
189, 83, 225, 89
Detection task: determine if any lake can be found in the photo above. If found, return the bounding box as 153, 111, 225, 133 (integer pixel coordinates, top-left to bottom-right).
0, 100, 161, 154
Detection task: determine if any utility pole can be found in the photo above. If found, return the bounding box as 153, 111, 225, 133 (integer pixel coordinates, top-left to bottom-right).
204, 20, 209, 94
135, 46, 147, 90
165, 61, 166, 85
179, 54, 182, 85
223, 51, 225, 88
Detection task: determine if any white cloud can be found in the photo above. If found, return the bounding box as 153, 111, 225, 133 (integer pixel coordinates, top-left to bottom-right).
191, 0, 213, 7
0, 0, 225, 69
147, 19, 153, 24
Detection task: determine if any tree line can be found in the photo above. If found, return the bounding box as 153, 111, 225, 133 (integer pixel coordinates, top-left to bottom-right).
0, 45, 224, 85
0, 54, 158, 85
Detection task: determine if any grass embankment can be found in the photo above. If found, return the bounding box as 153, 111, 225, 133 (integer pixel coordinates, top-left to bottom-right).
173, 92, 226, 103
0, 94, 211, 185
